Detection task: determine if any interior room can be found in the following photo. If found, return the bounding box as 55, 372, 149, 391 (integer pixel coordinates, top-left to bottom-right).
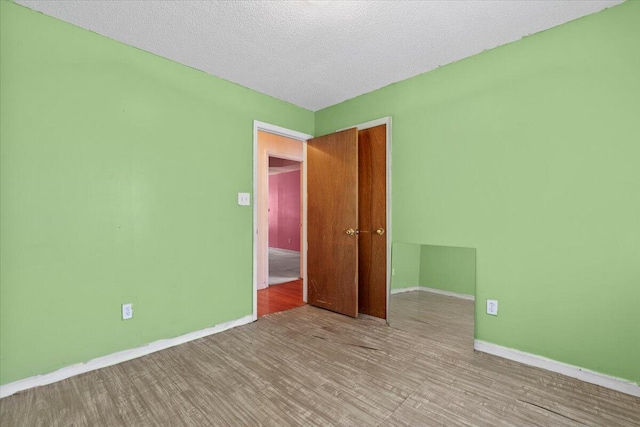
1, 0, 639, 425
258, 156, 304, 317
267, 156, 302, 286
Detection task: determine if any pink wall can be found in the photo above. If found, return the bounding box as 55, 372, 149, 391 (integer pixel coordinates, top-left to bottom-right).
268, 170, 301, 251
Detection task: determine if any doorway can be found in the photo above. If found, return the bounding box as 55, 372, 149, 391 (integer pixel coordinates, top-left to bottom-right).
259, 156, 305, 317
253, 123, 312, 320
252, 118, 392, 322
268, 157, 302, 285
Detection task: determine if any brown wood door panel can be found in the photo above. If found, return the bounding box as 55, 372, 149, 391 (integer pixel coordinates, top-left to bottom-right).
307, 128, 359, 318
357, 124, 387, 319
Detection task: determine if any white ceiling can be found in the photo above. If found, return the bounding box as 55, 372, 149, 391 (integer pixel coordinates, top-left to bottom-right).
16, 0, 623, 111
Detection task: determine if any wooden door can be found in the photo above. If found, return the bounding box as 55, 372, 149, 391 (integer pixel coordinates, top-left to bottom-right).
307, 128, 359, 317
358, 125, 387, 319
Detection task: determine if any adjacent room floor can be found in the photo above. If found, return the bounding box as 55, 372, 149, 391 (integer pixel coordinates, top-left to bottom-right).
1, 292, 638, 426
258, 279, 304, 318
260, 247, 304, 317
268, 247, 300, 285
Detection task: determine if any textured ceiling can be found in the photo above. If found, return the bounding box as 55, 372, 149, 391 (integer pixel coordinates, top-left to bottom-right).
16, 0, 623, 111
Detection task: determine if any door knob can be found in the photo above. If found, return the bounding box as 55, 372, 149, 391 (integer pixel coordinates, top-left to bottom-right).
376, 228, 385, 236
345, 228, 356, 236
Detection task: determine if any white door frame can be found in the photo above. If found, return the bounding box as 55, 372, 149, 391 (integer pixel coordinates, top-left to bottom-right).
338, 117, 392, 322
253, 121, 313, 321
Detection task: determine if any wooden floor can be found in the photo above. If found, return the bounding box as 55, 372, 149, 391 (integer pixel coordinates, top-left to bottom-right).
389, 290, 475, 351
1, 291, 638, 426
257, 279, 305, 317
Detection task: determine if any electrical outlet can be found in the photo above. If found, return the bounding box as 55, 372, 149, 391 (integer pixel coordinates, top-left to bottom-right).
487, 299, 498, 316
237, 192, 250, 206
122, 303, 133, 320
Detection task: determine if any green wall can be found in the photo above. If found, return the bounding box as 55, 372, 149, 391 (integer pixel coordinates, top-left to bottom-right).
391, 243, 476, 297
2, 0, 639, 388
420, 245, 476, 296
0, 2, 313, 385
317, 2, 640, 384
390, 242, 421, 289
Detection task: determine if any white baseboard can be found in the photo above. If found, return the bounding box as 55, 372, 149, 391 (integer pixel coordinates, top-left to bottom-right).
420, 286, 475, 301
391, 286, 475, 301
268, 247, 300, 254
474, 340, 640, 398
391, 286, 420, 294
0, 314, 254, 399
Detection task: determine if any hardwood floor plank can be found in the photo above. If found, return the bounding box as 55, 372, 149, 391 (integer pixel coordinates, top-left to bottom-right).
95, 364, 163, 426
69, 372, 124, 427
258, 279, 305, 317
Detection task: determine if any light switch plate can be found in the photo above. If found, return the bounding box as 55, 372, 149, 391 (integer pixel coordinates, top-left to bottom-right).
238, 192, 250, 206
